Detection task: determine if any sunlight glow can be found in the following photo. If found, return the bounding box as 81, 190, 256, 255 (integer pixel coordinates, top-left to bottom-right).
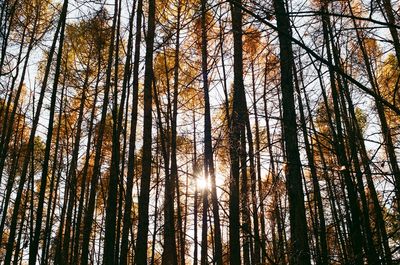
196, 176, 210, 190
215, 173, 225, 187
196, 172, 226, 190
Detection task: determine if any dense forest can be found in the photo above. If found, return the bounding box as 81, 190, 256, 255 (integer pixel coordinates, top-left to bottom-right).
0, 0, 400, 264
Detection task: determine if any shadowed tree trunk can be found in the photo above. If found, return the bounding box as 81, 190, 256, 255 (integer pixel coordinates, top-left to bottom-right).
3, 1, 69, 263
272, 0, 311, 264
103, 0, 124, 262
134, 0, 156, 262
229, 1, 247, 264
294, 61, 328, 265
120, 0, 142, 263
200, 1, 223, 264
379, 0, 400, 63
80, 2, 118, 264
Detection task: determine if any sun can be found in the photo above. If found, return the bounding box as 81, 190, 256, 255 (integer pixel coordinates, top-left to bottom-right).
196, 176, 210, 190
196, 172, 226, 190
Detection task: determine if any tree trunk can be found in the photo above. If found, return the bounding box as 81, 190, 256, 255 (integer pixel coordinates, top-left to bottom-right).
134, 0, 156, 261
120, 0, 142, 263
201, 1, 223, 264
229, 1, 246, 264
272, 0, 311, 264
294, 64, 328, 265
80, 1, 118, 263
103, 0, 123, 262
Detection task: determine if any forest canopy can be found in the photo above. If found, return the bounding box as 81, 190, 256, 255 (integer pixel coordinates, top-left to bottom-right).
0, 0, 400, 264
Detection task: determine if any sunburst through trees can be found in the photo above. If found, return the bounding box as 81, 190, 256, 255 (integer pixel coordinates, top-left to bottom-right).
0, 0, 400, 264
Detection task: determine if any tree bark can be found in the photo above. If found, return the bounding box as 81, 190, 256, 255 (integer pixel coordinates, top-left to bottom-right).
229, 1, 246, 264
272, 0, 311, 264
134, 0, 156, 262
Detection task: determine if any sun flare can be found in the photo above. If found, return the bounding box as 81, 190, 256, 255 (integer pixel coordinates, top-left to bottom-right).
196, 173, 226, 190
196, 176, 210, 190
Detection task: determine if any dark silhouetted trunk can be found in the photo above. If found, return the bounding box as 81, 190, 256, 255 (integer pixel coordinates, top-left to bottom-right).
273, 0, 311, 264
134, 0, 156, 262
80, 1, 118, 263
120, 0, 142, 263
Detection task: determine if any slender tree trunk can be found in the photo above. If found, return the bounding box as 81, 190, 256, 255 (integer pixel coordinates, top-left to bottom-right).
173, 5, 186, 263
294, 64, 328, 265
40, 75, 65, 265
103, 0, 123, 262
379, 0, 400, 64
200, 1, 223, 264
163, 1, 183, 263
61, 50, 92, 265
120, 0, 143, 263
161, 55, 178, 265
320, 6, 365, 264
3, 2, 68, 263
200, 170, 209, 265
240, 127, 251, 265
134, 0, 156, 261
150, 143, 161, 265
71, 56, 102, 265
273, 0, 311, 264
309, 60, 350, 264
193, 109, 199, 265
80, 1, 118, 263
247, 62, 261, 265
229, 1, 246, 264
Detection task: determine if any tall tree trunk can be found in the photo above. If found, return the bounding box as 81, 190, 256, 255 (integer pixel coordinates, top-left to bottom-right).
193, 108, 199, 265
3, 1, 69, 263
134, 0, 156, 261
71, 56, 102, 265
240, 127, 251, 265
120, 0, 142, 263
247, 62, 261, 265
103, 0, 123, 262
272, 0, 311, 264
61, 48, 92, 265
161, 54, 178, 265
163, 1, 183, 263
80, 1, 118, 263
200, 1, 223, 265
379, 0, 400, 63
320, 5, 365, 264
229, 1, 246, 264
41, 74, 65, 265
294, 62, 328, 265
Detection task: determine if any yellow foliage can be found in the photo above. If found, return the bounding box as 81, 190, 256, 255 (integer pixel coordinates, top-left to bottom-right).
11, 0, 57, 43
378, 54, 400, 138
244, 27, 262, 61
